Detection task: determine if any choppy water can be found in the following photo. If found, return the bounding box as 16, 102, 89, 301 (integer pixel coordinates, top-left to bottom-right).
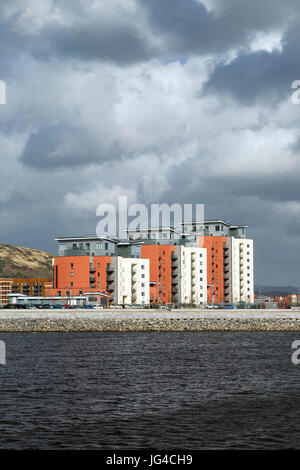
0, 331, 300, 449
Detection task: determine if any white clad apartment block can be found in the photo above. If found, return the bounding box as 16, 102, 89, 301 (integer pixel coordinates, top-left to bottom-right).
111, 257, 149, 305
175, 246, 207, 306
230, 238, 254, 304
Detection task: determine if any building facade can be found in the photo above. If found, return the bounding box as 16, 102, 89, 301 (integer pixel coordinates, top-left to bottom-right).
0, 278, 51, 306
45, 218, 254, 307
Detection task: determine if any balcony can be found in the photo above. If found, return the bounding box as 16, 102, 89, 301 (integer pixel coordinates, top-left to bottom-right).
106, 264, 114, 273
106, 274, 115, 283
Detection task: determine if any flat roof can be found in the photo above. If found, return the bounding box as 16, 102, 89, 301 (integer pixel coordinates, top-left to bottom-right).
126, 227, 181, 233
55, 235, 117, 242
182, 220, 247, 228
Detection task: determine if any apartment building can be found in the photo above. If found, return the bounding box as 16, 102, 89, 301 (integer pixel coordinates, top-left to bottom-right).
0, 278, 51, 306
46, 253, 150, 306
182, 220, 254, 305
0, 279, 13, 306
109, 257, 150, 305
174, 246, 207, 306
140, 244, 175, 304
48, 219, 253, 307
229, 238, 254, 304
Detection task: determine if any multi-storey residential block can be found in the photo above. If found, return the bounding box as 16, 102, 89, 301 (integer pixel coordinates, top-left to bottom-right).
182, 220, 254, 305
46, 217, 253, 307
109, 257, 149, 305
173, 246, 207, 306
140, 244, 175, 304
0, 278, 51, 306
46, 253, 150, 306
228, 237, 254, 304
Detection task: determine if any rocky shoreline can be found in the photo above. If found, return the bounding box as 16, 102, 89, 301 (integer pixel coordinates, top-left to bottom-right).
1, 317, 300, 332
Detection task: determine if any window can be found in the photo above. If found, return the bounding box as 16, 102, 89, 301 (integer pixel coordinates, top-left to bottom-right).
200, 277, 203, 281
142, 283, 145, 287
141, 265, 145, 269
71, 272, 74, 277
85, 243, 90, 249
215, 225, 220, 231
60, 244, 67, 251
200, 270, 203, 274
105, 243, 108, 250
141, 292, 145, 296
72, 243, 77, 249
141, 274, 145, 278
96, 243, 103, 250
163, 251, 165, 255
71, 263, 73, 268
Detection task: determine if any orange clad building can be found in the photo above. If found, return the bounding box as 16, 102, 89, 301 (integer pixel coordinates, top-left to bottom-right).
141, 245, 175, 304
200, 236, 227, 304
45, 255, 111, 298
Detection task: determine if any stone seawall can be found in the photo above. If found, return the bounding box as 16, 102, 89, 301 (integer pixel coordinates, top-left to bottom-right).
1, 317, 300, 332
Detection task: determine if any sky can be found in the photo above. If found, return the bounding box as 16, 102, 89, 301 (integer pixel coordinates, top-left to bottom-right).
0, 0, 300, 286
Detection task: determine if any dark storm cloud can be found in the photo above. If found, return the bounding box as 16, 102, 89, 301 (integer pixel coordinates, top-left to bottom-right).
40, 20, 157, 65
21, 125, 123, 170
139, 0, 294, 56
1, 0, 300, 286
204, 28, 300, 104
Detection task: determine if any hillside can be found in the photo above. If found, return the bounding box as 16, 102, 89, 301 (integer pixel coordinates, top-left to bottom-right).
255, 285, 300, 296
0, 243, 54, 279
